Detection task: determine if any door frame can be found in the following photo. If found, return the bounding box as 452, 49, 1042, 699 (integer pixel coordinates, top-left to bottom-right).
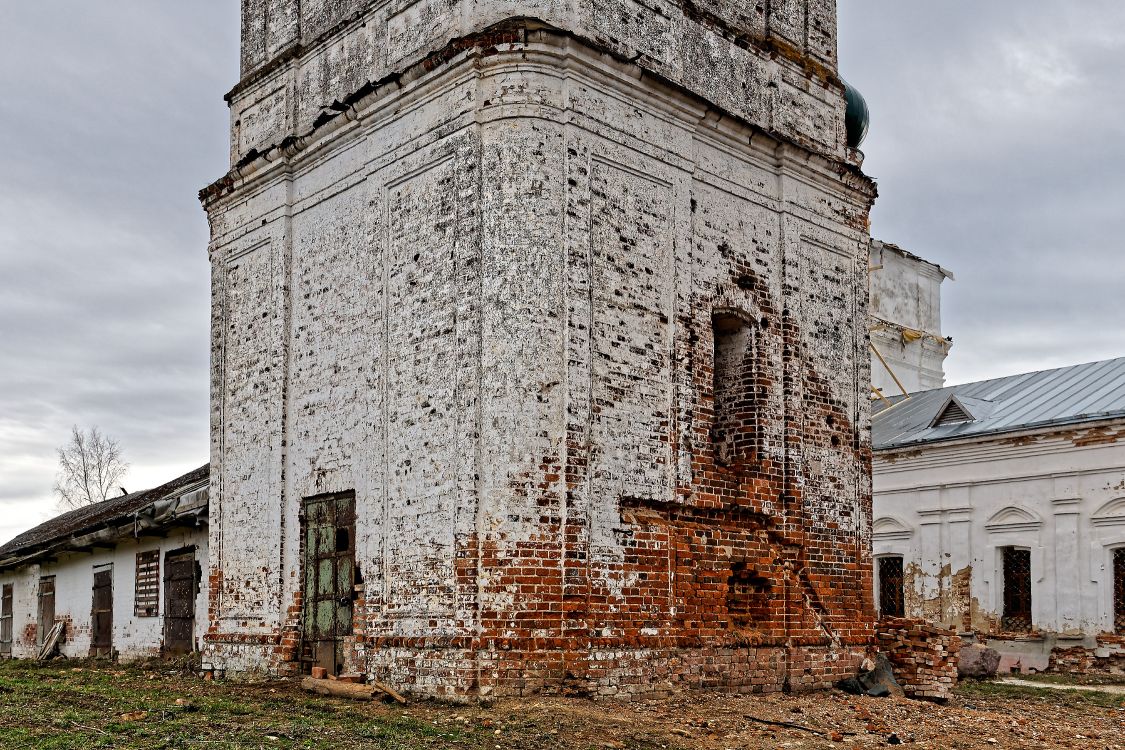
90, 564, 114, 658
37, 575, 56, 647
300, 491, 357, 676
162, 546, 199, 656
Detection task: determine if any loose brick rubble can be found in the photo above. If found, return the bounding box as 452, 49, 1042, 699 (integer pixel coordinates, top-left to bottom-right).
1048, 634, 1125, 675
876, 617, 960, 702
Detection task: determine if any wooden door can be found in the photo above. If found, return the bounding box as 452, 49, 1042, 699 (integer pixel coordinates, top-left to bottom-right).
163, 550, 197, 656
0, 584, 12, 658
302, 492, 356, 675
37, 576, 55, 646
90, 567, 113, 657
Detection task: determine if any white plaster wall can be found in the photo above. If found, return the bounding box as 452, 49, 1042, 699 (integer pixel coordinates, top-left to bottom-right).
0, 527, 209, 660
873, 423, 1125, 636
229, 0, 846, 165
203, 28, 875, 680
869, 242, 950, 396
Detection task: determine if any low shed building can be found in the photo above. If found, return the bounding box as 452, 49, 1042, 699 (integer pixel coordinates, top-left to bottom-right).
0, 465, 209, 661
872, 359, 1125, 672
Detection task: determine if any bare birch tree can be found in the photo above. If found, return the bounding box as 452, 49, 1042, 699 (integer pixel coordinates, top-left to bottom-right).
53, 425, 129, 510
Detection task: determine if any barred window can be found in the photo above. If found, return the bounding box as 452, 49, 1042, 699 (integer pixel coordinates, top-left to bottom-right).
1001, 547, 1032, 631
134, 550, 160, 617
878, 556, 905, 618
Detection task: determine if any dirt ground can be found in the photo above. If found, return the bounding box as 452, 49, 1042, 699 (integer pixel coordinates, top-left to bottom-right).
0, 660, 1121, 749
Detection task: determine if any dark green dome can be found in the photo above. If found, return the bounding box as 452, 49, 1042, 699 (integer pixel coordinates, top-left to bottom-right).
844, 80, 869, 149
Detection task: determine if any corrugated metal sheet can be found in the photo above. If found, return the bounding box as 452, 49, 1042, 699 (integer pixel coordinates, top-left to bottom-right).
873, 357, 1125, 450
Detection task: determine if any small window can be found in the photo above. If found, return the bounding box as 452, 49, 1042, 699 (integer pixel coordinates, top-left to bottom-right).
712, 312, 757, 466
931, 396, 976, 427
1113, 548, 1124, 634
1001, 547, 1032, 631
135, 550, 160, 617
877, 556, 905, 618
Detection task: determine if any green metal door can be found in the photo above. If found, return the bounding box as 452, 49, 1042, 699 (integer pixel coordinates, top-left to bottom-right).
302, 492, 356, 675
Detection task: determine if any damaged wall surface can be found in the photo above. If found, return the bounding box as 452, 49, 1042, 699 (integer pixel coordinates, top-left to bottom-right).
873, 358, 1125, 672
868, 240, 952, 398
202, 0, 877, 698
0, 467, 210, 661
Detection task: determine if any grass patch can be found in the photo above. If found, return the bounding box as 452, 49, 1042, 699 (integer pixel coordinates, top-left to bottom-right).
0, 660, 478, 750
955, 679, 1125, 710
1002, 671, 1125, 687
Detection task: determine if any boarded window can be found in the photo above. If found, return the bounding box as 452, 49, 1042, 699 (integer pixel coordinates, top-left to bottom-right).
37, 576, 55, 646
1002, 547, 1032, 631
135, 551, 160, 617
1114, 547, 1124, 634
878, 556, 905, 618
727, 563, 772, 627
0, 584, 12, 658
712, 313, 757, 466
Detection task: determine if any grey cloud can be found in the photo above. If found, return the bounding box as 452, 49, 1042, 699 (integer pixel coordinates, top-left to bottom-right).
840, 1, 1125, 384
1, 2, 1122, 543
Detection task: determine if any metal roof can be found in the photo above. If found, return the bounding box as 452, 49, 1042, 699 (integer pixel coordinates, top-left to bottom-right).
0, 464, 209, 570
872, 357, 1125, 450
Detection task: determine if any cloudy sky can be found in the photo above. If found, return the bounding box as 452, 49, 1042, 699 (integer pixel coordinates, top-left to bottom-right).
1, 2, 1123, 544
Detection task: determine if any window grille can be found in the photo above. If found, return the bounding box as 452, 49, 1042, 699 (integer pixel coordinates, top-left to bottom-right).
878, 556, 905, 618
1001, 547, 1032, 631
1114, 548, 1125, 634
134, 550, 160, 617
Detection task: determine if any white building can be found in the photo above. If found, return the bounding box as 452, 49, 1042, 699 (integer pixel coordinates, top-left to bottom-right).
0, 466, 209, 661
872, 360, 1125, 671
869, 240, 953, 398
197, 0, 879, 697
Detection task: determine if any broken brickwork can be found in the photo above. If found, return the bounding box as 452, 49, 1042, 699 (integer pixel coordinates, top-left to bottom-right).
1048, 635, 1125, 675
876, 618, 959, 702
201, 0, 876, 698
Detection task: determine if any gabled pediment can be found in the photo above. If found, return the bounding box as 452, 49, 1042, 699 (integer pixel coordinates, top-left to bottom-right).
873, 516, 913, 539
985, 505, 1042, 532
1092, 497, 1125, 527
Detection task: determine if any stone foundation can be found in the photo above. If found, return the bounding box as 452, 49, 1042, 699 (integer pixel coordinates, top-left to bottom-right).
1048, 635, 1125, 676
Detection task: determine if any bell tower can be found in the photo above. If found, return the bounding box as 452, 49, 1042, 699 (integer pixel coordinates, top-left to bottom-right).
202, 0, 878, 696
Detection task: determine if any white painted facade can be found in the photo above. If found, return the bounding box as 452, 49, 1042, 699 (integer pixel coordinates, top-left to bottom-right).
873, 421, 1125, 666
869, 240, 952, 397
0, 468, 210, 662
0, 530, 209, 661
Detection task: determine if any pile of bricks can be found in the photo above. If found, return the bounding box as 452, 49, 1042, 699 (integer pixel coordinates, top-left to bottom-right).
876, 617, 960, 701
1049, 635, 1125, 675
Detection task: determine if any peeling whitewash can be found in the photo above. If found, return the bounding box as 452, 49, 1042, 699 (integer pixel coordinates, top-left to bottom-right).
0, 530, 209, 661
202, 0, 876, 697
874, 424, 1125, 667
868, 241, 952, 398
